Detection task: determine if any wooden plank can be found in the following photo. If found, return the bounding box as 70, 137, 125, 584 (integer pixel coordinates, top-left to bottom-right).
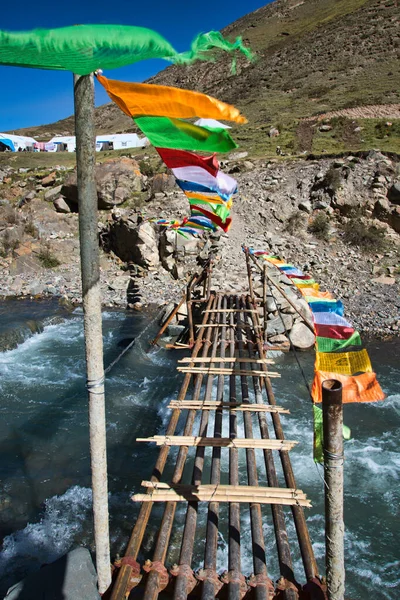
177, 367, 280, 378
178, 357, 274, 364
167, 401, 290, 414
136, 436, 297, 450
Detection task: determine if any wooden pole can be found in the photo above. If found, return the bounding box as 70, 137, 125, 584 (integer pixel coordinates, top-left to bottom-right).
74, 73, 111, 594
322, 379, 345, 600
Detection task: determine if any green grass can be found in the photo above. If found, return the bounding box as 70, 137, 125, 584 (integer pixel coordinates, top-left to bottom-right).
0, 146, 158, 171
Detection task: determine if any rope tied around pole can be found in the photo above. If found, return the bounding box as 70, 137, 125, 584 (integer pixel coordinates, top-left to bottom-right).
86, 375, 105, 394
323, 448, 344, 468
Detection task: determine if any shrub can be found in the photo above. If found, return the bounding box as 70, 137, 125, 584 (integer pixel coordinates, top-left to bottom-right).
285, 211, 307, 235
37, 244, 61, 268
323, 166, 342, 192
24, 219, 39, 238
1, 207, 20, 226
342, 219, 387, 252
308, 212, 330, 240
0, 230, 20, 257
138, 160, 155, 177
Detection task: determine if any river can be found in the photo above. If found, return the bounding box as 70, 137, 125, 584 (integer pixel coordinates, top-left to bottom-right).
0, 300, 398, 599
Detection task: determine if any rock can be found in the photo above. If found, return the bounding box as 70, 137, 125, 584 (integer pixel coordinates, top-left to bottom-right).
243, 161, 255, 170
41, 171, 57, 186
131, 301, 144, 311
319, 125, 332, 132
228, 151, 248, 160
151, 173, 176, 197
298, 201, 312, 213
167, 323, 186, 336
62, 158, 143, 209
371, 276, 396, 285
373, 198, 391, 221
387, 182, 400, 205
268, 333, 289, 344
108, 219, 160, 267
288, 322, 315, 350
314, 201, 330, 210
53, 197, 71, 213
44, 185, 63, 202
269, 127, 280, 138
266, 313, 293, 336
388, 206, 400, 233
158, 302, 175, 325
159, 228, 176, 272
4, 547, 100, 600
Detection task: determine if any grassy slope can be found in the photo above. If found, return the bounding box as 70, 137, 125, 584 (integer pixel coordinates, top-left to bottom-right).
9, 0, 400, 158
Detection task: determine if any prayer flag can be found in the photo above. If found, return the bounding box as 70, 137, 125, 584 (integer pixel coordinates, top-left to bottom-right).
97, 74, 247, 123
312, 371, 385, 404
315, 333, 363, 353
135, 116, 237, 153
312, 313, 353, 327
315, 349, 372, 376
313, 405, 351, 463
314, 323, 355, 340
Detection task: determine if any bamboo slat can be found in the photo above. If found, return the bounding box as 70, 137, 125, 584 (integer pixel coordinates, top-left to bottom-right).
178, 357, 274, 364
132, 483, 311, 507
136, 436, 297, 450
197, 323, 263, 329
177, 366, 280, 378
203, 309, 258, 314
167, 401, 290, 413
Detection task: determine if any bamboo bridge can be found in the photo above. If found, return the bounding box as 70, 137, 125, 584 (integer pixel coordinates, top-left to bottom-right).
109, 255, 327, 600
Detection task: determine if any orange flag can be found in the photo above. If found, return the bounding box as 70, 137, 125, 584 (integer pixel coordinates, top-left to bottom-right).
97, 74, 247, 123
312, 371, 385, 404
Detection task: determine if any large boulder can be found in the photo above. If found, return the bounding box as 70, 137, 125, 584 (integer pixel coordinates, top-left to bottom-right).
150, 173, 176, 197
108, 219, 160, 267
61, 158, 143, 210
288, 322, 316, 351
388, 206, 400, 233
387, 182, 400, 205
159, 228, 176, 272
266, 313, 293, 337
4, 547, 100, 600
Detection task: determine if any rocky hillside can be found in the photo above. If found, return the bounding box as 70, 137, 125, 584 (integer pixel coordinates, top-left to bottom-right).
13, 0, 400, 155
0, 150, 399, 341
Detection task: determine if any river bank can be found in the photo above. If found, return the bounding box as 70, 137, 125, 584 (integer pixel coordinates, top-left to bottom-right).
0, 150, 399, 337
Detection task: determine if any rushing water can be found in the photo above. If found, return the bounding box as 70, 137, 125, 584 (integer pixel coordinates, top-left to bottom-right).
0, 300, 398, 599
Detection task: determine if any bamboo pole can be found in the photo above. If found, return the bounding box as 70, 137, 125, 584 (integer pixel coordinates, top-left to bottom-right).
322, 380, 345, 600
74, 73, 111, 593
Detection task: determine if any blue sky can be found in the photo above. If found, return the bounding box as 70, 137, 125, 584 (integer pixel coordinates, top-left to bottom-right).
1, 0, 270, 133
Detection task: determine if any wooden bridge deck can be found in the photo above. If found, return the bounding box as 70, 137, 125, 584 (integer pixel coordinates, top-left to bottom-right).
109, 284, 325, 599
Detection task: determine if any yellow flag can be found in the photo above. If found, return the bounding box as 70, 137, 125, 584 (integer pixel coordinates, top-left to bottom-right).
315, 349, 372, 376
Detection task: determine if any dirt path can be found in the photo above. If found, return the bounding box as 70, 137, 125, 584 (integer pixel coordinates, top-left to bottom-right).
303, 104, 400, 122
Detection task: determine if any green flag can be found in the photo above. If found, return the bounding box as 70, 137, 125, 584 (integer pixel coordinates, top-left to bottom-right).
313, 404, 351, 464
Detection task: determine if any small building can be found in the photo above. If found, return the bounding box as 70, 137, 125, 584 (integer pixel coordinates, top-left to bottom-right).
0, 133, 37, 152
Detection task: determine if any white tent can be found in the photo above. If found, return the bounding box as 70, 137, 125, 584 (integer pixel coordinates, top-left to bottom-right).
48, 136, 76, 152
46, 133, 148, 152
194, 118, 231, 129
95, 133, 148, 151
0, 133, 37, 151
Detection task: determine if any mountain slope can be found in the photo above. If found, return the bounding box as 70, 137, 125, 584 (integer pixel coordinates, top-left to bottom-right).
13, 0, 400, 155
